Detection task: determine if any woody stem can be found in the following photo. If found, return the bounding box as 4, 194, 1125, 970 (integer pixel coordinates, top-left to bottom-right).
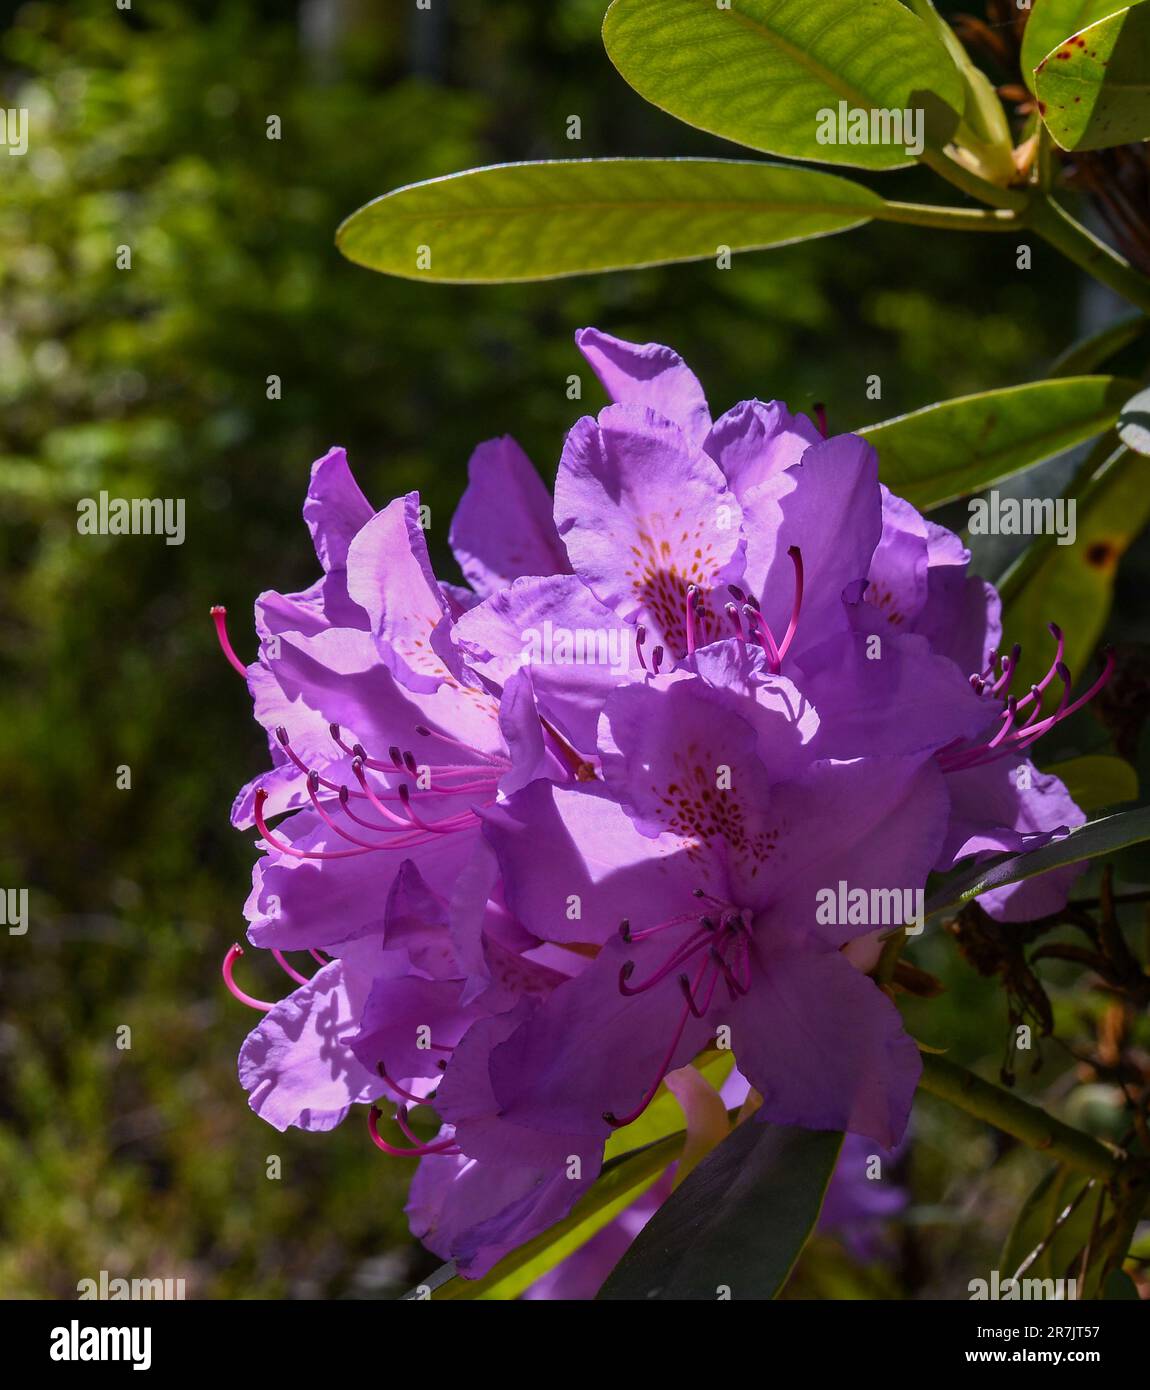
918, 1053, 1121, 1181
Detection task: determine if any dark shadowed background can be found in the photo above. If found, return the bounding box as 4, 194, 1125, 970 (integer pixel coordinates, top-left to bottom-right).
1, 0, 1145, 1298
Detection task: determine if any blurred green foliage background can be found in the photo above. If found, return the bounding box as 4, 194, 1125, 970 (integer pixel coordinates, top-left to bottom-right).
0, 0, 1144, 1299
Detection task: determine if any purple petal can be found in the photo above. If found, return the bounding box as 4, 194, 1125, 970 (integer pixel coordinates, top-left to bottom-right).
554, 404, 744, 656
736, 947, 921, 1147
304, 446, 374, 573
575, 327, 712, 451
238, 957, 383, 1132
450, 437, 571, 595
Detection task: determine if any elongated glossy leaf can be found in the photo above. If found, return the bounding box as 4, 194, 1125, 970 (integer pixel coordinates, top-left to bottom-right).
603, 0, 964, 171
1118, 384, 1150, 455
1003, 445, 1150, 692
858, 376, 1136, 509
401, 1129, 685, 1301
337, 159, 883, 283
926, 805, 1150, 917
1045, 754, 1139, 810
597, 1121, 842, 1300
1049, 311, 1148, 376
909, 0, 1016, 184
1034, 5, 1150, 151
1020, 0, 1140, 87
604, 1050, 733, 1161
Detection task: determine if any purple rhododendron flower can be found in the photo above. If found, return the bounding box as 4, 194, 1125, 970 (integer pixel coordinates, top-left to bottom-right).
216, 328, 1110, 1285
817, 1133, 909, 1264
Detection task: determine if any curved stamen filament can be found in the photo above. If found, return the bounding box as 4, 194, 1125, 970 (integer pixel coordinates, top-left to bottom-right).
275, 727, 351, 795
941, 649, 1113, 773
990, 644, 1022, 697
377, 1062, 433, 1107
619, 928, 712, 995
775, 545, 804, 666
254, 788, 429, 858
210, 606, 249, 678
368, 1106, 459, 1158
305, 772, 412, 849
619, 911, 698, 945
743, 604, 781, 668
393, 1105, 454, 1152
272, 948, 310, 986
222, 943, 275, 1011
605, 951, 710, 1130
1017, 652, 1112, 749
414, 723, 505, 768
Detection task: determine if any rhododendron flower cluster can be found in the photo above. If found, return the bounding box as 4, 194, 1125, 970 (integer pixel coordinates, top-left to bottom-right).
217, 329, 1109, 1282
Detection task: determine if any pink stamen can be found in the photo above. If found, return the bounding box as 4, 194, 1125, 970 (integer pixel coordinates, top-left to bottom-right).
275, 726, 350, 795
210, 606, 249, 678
305, 772, 408, 849
990, 644, 1022, 697
1018, 652, 1113, 748
619, 911, 698, 944
940, 648, 1113, 773
680, 950, 725, 1018
222, 943, 275, 1011
605, 950, 710, 1130
396, 783, 477, 835
351, 758, 428, 828
272, 948, 310, 986
635, 624, 649, 671
254, 788, 429, 859
414, 723, 505, 767
393, 1105, 451, 1150
685, 585, 699, 656
377, 1062, 433, 1107
775, 545, 804, 666
368, 1106, 459, 1158
744, 604, 781, 668
618, 928, 713, 995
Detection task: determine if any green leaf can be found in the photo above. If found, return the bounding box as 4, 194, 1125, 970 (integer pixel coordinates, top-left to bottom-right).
602, 0, 964, 171
926, 805, 1150, 918
402, 1129, 686, 1301
604, 1050, 733, 1161
1044, 754, 1139, 810
1003, 444, 1150, 692
857, 375, 1136, 509
1020, 0, 1140, 89
336, 159, 884, 283
1001, 1164, 1106, 1284
1049, 311, 1148, 376
1118, 383, 1150, 455
596, 1121, 842, 1300
908, 0, 1017, 184
1034, 5, 1150, 151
